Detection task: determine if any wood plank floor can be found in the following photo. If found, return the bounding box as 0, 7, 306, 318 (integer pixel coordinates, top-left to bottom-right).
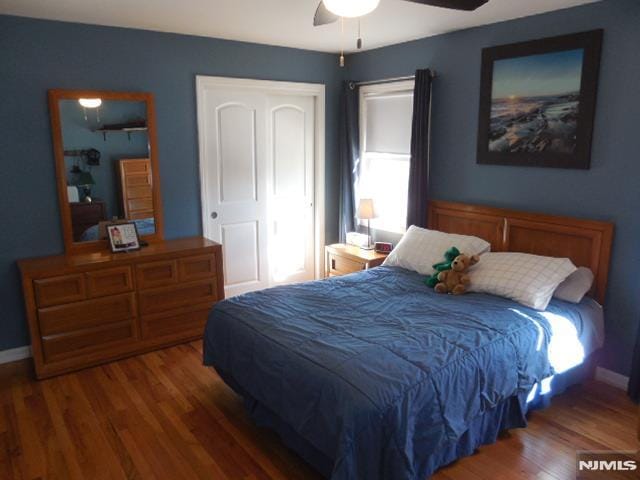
1, 341, 637, 479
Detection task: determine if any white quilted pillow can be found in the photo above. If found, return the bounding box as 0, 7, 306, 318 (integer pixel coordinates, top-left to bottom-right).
469, 252, 577, 310
382, 226, 491, 275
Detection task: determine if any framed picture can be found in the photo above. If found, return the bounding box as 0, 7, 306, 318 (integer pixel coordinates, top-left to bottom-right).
477, 29, 603, 169
106, 222, 141, 253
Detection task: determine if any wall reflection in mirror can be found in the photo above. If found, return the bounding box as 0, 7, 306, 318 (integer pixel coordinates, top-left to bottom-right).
59, 98, 156, 242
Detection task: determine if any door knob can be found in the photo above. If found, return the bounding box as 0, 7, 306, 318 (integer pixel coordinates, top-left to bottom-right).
210, 211, 218, 219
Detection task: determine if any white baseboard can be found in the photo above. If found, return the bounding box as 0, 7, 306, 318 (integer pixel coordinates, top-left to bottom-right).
0, 345, 32, 365
595, 366, 629, 390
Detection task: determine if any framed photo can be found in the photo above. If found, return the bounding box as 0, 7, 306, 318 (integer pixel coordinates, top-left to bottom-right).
106, 222, 141, 253
477, 29, 603, 169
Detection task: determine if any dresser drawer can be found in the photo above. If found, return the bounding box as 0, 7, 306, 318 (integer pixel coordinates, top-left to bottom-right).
34, 274, 86, 307
38, 293, 136, 336
41, 321, 135, 363
129, 210, 154, 220
136, 260, 178, 289
178, 254, 217, 282
86, 267, 133, 298
327, 253, 364, 276
127, 197, 154, 212
138, 279, 219, 316
126, 185, 152, 199
141, 304, 211, 340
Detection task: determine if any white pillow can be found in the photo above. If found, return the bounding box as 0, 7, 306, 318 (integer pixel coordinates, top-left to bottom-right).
382, 226, 490, 275
468, 252, 576, 310
553, 267, 594, 303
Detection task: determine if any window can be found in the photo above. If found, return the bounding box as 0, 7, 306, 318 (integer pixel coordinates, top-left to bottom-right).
358, 80, 414, 234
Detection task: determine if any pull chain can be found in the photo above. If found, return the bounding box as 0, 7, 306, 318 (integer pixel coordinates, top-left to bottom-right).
357, 19, 362, 50
339, 17, 345, 67
340, 17, 344, 67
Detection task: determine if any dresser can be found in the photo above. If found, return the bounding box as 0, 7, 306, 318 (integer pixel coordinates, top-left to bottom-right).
119, 158, 155, 220
70, 201, 106, 241
19, 237, 224, 379
325, 243, 388, 277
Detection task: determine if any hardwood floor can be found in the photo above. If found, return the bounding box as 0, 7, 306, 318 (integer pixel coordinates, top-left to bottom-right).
1, 341, 637, 479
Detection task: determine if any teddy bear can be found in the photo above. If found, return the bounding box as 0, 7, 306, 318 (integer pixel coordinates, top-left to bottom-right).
424, 246, 460, 288
434, 253, 479, 295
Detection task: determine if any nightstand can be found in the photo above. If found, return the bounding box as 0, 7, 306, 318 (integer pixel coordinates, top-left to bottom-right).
325, 243, 388, 278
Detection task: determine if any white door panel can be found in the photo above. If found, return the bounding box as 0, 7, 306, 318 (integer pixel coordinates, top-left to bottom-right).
267, 95, 315, 285
200, 89, 268, 297
217, 103, 257, 203
198, 82, 316, 297
220, 221, 260, 286
272, 106, 306, 197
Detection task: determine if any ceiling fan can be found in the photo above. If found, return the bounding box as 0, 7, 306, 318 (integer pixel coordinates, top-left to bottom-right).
314, 0, 489, 26
315, 0, 488, 65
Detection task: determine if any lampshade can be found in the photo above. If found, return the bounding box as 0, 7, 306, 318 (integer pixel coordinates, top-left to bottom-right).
357, 198, 375, 219
76, 171, 95, 186
78, 98, 102, 108
323, 0, 380, 18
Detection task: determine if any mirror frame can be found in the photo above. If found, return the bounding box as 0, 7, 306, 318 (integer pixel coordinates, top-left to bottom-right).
48, 89, 164, 254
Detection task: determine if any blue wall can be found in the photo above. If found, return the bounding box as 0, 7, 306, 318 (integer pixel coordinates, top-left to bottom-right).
0, 15, 342, 352
347, 0, 640, 375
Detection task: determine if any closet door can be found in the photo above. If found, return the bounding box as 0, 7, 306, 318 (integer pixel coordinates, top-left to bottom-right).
197, 80, 317, 297
198, 88, 269, 297
266, 94, 315, 286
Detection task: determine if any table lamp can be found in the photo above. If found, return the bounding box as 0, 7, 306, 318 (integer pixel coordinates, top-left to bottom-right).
357, 198, 376, 250
76, 171, 96, 203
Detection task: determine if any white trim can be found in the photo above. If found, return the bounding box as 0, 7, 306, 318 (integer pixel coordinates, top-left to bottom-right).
595, 366, 629, 390
0, 345, 31, 365
195, 75, 326, 281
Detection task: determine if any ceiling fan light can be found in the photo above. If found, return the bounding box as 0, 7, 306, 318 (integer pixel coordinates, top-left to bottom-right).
323, 0, 380, 18
78, 98, 102, 108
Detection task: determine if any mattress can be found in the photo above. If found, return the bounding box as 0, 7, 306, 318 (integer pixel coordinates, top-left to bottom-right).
204, 266, 602, 480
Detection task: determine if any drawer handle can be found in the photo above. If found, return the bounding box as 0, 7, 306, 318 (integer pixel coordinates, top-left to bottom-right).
331, 259, 336, 270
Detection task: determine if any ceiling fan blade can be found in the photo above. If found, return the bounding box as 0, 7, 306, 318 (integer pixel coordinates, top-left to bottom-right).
402, 0, 489, 11
314, 1, 339, 26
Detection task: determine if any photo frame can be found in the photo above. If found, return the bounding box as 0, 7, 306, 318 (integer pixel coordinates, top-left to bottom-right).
476, 30, 603, 169
106, 222, 141, 253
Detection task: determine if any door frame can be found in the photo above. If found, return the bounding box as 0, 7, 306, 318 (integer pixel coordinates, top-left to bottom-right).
195, 75, 326, 281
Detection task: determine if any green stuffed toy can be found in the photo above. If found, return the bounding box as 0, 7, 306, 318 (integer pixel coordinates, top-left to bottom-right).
424, 246, 460, 288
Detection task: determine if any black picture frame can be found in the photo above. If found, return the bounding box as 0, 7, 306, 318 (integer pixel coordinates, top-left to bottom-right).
106, 222, 141, 253
476, 29, 603, 169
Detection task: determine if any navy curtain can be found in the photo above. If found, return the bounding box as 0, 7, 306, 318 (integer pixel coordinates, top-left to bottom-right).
338, 81, 360, 243
629, 330, 640, 402
406, 69, 433, 229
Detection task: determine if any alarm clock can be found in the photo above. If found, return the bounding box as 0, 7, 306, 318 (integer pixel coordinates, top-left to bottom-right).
374, 242, 393, 253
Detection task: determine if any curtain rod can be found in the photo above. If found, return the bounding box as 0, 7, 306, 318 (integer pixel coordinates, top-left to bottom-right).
355, 71, 437, 87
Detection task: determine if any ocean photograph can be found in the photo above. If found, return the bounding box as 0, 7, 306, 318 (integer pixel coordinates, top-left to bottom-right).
489, 48, 584, 154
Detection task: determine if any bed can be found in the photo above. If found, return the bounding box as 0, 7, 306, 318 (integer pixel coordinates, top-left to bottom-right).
79, 217, 156, 241
203, 201, 613, 480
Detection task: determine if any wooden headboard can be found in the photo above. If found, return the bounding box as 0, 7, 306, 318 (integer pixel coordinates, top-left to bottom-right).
428, 201, 614, 304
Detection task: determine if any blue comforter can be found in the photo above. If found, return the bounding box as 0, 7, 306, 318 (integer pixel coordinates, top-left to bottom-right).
204, 266, 563, 479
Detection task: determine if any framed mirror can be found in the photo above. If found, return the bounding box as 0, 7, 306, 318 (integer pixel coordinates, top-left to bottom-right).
48, 90, 163, 253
